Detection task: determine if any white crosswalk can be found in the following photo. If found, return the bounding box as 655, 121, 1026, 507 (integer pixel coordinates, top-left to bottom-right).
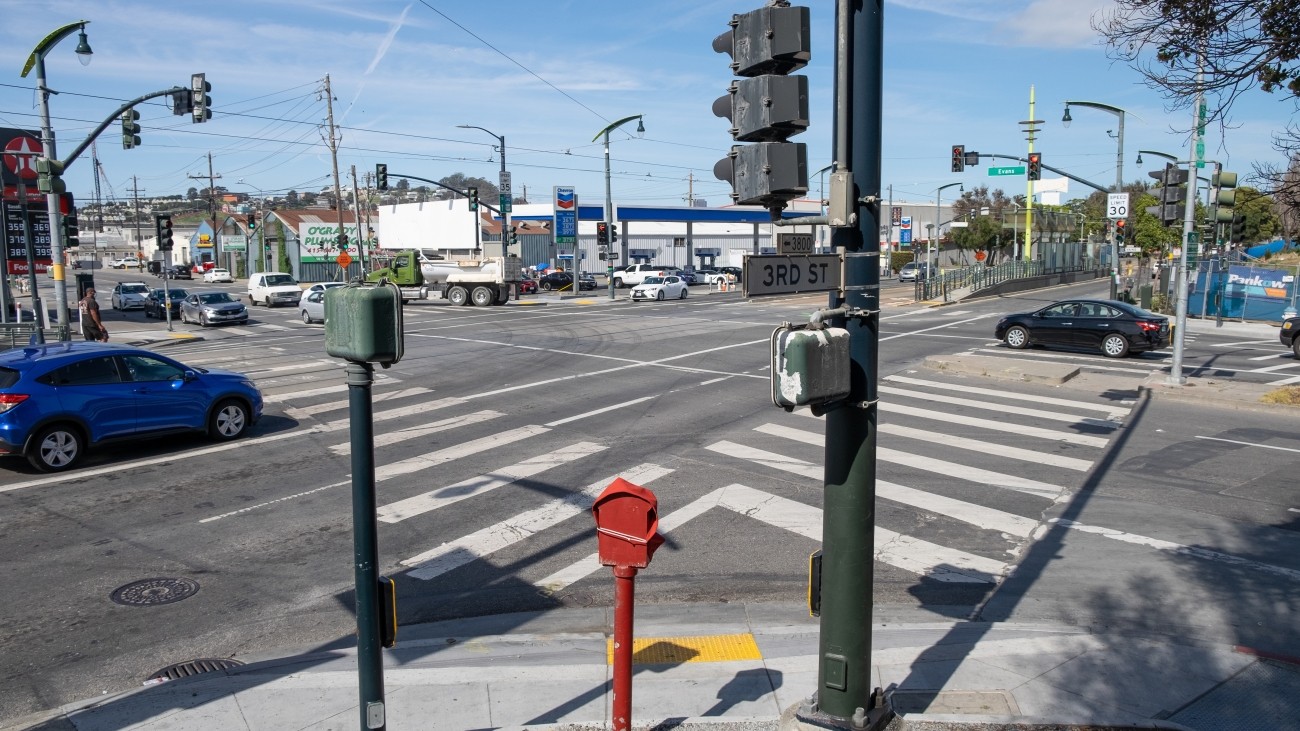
148, 344, 1300, 600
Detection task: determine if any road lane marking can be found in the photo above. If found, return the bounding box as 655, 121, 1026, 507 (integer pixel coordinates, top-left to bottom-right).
200, 480, 348, 523
884, 374, 1131, 419
879, 385, 1121, 429
1195, 436, 1300, 454
373, 425, 554, 484
331, 410, 504, 455
880, 314, 997, 342
403, 463, 673, 580
545, 396, 656, 427
877, 402, 1111, 448
283, 387, 435, 419
1248, 352, 1291, 361
377, 441, 604, 522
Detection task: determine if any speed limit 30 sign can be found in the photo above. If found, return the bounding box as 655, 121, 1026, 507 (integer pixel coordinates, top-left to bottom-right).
1107, 193, 1130, 220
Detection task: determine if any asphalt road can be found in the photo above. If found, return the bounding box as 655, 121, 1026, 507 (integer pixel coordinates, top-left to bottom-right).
0, 273, 1296, 723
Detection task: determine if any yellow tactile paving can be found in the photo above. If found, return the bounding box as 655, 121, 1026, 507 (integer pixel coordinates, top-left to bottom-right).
606, 633, 763, 665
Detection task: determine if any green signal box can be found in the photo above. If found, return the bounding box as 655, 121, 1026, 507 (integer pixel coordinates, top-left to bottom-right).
325, 283, 404, 366
771, 324, 851, 411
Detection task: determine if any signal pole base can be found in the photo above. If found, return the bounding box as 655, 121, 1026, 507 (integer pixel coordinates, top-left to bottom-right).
782, 689, 894, 731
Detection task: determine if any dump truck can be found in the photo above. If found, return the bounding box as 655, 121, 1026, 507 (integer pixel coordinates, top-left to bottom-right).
366, 249, 523, 306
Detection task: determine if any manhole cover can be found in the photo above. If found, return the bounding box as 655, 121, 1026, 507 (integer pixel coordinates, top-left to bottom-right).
147, 658, 243, 683
110, 577, 200, 606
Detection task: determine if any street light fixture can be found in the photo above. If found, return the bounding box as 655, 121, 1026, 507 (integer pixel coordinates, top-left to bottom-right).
933, 182, 963, 271
592, 115, 645, 300
20, 20, 92, 339
1063, 100, 1127, 299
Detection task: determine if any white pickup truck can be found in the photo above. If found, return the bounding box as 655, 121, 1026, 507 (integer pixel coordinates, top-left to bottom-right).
612, 263, 680, 288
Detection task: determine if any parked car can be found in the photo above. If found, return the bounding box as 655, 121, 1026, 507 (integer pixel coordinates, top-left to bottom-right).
110, 282, 150, 310
161, 264, 192, 280
577, 273, 597, 291
716, 266, 742, 282
110, 257, 140, 269
299, 290, 326, 324
518, 278, 538, 294
538, 272, 576, 291
694, 269, 726, 285
678, 271, 700, 286
0, 342, 262, 472
142, 288, 189, 319
180, 291, 250, 327
995, 299, 1169, 358
1280, 315, 1300, 357
631, 275, 689, 302
203, 267, 234, 283
898, 262, 933, 282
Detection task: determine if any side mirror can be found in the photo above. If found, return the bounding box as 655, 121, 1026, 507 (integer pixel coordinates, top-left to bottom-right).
182, 370, 198, 381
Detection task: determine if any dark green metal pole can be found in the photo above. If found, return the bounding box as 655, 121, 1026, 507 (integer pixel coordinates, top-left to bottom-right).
347, 361, 386, 731
810, 0, 887, 726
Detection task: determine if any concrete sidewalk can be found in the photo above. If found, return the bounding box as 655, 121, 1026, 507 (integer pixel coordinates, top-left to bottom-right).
9, 602, 1297, 731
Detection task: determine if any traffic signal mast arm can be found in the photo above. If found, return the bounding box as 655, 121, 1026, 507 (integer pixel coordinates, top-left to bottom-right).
383, 172, 501, 216
966, 152, 1109, 194
60, 86, 187, 169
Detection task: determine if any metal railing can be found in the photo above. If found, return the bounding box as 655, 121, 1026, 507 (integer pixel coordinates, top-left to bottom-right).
917, 258, 1103, 301
0, 323, 69, 349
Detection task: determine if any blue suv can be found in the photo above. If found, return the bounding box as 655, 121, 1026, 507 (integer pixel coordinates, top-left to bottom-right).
0, 342, 263, 472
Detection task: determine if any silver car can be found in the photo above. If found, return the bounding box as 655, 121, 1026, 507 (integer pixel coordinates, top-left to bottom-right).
299, 289, 326, 324
111, 282, 150, 310
180, 291, 249, 327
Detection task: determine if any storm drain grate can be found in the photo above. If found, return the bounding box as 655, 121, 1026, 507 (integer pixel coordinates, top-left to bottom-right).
110, 577, 200, 607
147, 658, 244, 683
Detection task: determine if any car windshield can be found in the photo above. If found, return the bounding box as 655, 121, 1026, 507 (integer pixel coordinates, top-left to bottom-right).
198, 293, 235, 304
211, 269, 229, 274
265, 275, 296, 286
122, 284, 148, 294
152, 289, 188, 299
643, 277, 665, 284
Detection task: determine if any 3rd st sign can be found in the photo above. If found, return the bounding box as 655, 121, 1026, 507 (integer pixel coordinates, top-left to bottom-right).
743, 254, 842, 297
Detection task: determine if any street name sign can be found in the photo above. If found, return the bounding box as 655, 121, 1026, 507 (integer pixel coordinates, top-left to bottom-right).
743, 254, 841, 297
988, 166, 1025, 176
1107, 193, 1130, 220
776, 232, 814, 254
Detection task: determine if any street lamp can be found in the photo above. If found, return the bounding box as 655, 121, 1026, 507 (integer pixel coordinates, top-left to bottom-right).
592, 115, 644, 300
20, 20, 92, 338
933, 182, 963, 271
1062, 100, 1126, 298
458, 124, 514, 297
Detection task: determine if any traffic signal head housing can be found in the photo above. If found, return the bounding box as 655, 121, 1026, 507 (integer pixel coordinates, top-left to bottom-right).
35, 157, 66, 194
713, 4, 811, 217
121, 109, 141, 149
951, 145, 965, 173
596, 222, 609, 246
1145, 163, 1189, 226
191, 73, 212, 123
155, 214, 174, 252
1212, 170, 1238, 223
376, 164, 388, 191
467, 186, 478, 211
1027, 153, 1042, 181
1231, 213, 1247, 243
1115, 218, 1126, 245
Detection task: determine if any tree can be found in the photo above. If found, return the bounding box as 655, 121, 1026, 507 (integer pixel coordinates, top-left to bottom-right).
186, 187, 198, 201
395, 178, 410, 192
286, 190, 298, 206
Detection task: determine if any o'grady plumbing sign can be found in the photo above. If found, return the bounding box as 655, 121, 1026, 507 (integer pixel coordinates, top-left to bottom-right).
298, 223, 361, 263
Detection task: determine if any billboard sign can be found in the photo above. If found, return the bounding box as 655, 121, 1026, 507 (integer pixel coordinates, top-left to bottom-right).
554, 186, 577, 245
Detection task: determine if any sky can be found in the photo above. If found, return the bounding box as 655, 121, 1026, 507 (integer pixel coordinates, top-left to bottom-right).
0, 0, 1293, 212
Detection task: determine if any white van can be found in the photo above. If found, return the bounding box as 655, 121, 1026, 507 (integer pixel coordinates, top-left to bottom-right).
247, 272, 302, 307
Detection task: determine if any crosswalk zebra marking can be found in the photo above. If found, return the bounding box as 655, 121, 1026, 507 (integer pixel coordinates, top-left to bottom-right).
879, 385, 1121, 430
283, 387, 435, 419
373, 425, 555, 484
879, 403, 1112, 448
884, 374, 1130, 419
331, 410, 504, 455
376, 441, 604, 522
403, 463, 673, 580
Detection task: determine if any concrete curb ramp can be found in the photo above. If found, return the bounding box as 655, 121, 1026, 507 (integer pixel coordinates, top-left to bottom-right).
922, 355, 1079, 386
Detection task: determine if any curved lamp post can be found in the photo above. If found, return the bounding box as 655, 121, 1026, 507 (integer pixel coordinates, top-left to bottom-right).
592, 115, 644, 300
20, 20, 92, 338
933, 182, 963, 271
1063, 100, 1126, 298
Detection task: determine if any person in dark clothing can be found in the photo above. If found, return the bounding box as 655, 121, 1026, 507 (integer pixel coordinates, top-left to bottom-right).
79, 288, 108, 342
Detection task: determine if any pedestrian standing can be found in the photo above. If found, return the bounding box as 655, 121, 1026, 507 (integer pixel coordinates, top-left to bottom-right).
79, 288, 108, 342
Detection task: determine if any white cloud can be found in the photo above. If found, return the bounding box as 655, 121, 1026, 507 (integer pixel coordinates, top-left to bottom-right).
998, 0, 1114, 48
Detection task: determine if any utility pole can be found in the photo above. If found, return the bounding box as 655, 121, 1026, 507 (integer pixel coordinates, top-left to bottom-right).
188, 154, 221, 268
323, 74, 349, 280
1019, 87, 1040, 262
685, 171, 695, 207
349, 164, 367, 272
129, 176, 145, 266
1169, 54, 1205, 386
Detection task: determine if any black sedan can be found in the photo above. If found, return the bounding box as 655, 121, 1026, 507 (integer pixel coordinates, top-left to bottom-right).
143, 287, 189, 319
1280, 316, 1300, 357
995, 299, 1169, 358
537, 272, 597, 292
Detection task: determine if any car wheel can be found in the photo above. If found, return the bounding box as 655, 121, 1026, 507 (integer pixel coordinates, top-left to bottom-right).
447, 286, 469, 306
679, 287, 688, 299
613, 278, 625, 288
656, 290, 665, 301
542, 281, 554, 291
302, 309, 313, 324
1004, 326, 1030, 349
1102, 333, 1130, 358
199, 312, 210, 327
27, 423, 83, 472
1292, 336, 1300, 359
209, 399, 250, 441
471, 286, 494, 307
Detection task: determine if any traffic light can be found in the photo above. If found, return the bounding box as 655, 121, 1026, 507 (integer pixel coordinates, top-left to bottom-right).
951, 145, 965, 173
1145, 163, 1189, 226
596, 221, 609, 246
191, 73, 212, 123
1231, 213, 1247, 243
35, 157, 65, 194
155, 214, 174, 252
1211, 170, 1238, 223
1027, 153, 1042, 181
1114, 218, 1126, 246
467, 186, 478, 211
712, 3, 810, 216
376, 164, 388, 191
171, 88, 193, 116
610, 223, 619, 243
248, 214, 257, 232
62, 194, 80, 249
121, 109, 141, 149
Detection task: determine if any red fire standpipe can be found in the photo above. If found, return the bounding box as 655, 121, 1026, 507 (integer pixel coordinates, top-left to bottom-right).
611, 564, 638, 731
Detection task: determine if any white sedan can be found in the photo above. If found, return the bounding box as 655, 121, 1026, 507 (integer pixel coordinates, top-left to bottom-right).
630, 275, 688, 302
203, 267, 234, 283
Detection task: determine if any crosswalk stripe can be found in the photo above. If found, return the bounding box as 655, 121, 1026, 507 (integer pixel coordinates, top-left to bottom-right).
878, 403, 1111, 448
264, 384, 348, 403
216, 327, 261, 336
373, 425, 554, 484
710, 437, 1056, 524
1248, 361, 1300, 374
331, 410, 504, 455
253, 323, 294, 331
883, 375, 1130, 418
1248, 352, 1290, 362
403, 463, 673, 580
284, 387, 435, 419
536, 484, 1005, 592
966, 350, 1162, 375
879, 385, 1120, 429
377, 441, 604, 521
240, 360, 335, 376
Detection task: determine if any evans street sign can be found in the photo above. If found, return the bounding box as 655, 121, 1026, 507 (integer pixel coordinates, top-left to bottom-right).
988, 166, 1026, 176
